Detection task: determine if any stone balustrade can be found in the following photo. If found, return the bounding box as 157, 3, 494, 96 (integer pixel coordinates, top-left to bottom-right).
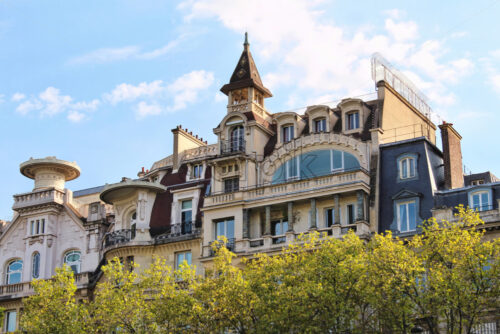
0, 272, 91, 298
12, 188, 65, 210
205, 169, 370, 207
183, 144, 218, 160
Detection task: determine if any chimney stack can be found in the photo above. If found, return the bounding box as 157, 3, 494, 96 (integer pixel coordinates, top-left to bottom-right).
439, 122, 464, 189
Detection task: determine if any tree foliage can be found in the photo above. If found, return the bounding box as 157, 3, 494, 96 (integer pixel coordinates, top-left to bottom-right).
18, 208, 499, 333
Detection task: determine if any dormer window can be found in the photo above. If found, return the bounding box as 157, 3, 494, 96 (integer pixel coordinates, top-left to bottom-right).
399, 156, 416, 180
192, 164, 203, 179
346, 112, 359, 130
314, 118, 326, 133
469, 190, 491, 212
282, 125, 294, 143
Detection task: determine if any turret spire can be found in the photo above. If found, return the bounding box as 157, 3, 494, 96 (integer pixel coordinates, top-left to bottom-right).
220, 32, 272, 97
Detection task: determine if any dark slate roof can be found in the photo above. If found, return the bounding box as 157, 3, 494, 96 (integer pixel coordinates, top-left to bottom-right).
73, 185, 104, 197
464, 172, 500, 186
220, 34, 272, 97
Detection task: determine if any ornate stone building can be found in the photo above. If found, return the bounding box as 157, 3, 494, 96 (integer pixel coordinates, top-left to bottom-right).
0, 36, 498, 332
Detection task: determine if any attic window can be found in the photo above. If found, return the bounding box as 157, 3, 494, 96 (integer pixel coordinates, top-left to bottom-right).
346, 112, 359, 130
314, 118, 326, 133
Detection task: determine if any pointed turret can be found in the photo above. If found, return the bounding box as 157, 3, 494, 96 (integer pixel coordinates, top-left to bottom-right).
220, 33, 272, 98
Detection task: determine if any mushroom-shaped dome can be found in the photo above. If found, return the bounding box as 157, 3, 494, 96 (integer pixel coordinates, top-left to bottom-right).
20, 157, 81, 190
100, 179, 166, 204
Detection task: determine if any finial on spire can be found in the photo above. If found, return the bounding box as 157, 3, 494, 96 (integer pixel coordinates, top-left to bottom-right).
244, 32, 249, 49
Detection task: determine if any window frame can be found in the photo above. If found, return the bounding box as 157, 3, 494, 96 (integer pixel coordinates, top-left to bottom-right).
31, 252, 40, 279
313, 118, 327, 133
192, 164, 203, 179
223, 177, 239, 193
282, 124, 295, 143
5, 310, 16, 332
6, 259, 23, 285
346, 111, 360, 130
175, 251, 192, 270
64, 250, 81, 274
397, 153, 418, 181
396, 200, 417, 232
214, 218, 235, 240
468, 189, 492, 212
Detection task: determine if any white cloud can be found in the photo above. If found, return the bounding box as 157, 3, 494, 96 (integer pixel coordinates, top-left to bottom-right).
104, 70, 214, 117
180, 0, 474, 116
11, 93, 25, 102
104, 80, 165, 105
167, 70, 214, 111
135, 101, 163, 118
68, 37, 183, 65
385, 18, 418, 42
14, 87, 100, 120
67, 110, 85, 123
68, 46, 141, 65
490, 74, 500, 94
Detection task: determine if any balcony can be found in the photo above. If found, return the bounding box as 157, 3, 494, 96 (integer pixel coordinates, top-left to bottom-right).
0, 272, 91, 298
155, 221, 201, 245
13, 187, 65, 211
205, 168, 370, 207
220, 139, 245, 155
104, 229, 134, 249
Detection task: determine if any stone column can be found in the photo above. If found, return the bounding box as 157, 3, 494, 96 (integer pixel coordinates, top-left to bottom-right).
242, 209, 250, 239
356, 190, 365, 221
334, 194, 341, 225
287, 202, 294, 232
264, 206, 271, 235
310, 199, 317, 229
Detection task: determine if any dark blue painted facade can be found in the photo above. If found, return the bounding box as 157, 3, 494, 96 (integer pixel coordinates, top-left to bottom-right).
378, 137, 444, 234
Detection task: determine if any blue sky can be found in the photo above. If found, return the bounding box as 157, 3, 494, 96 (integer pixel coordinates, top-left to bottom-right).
1, 0, 499, 220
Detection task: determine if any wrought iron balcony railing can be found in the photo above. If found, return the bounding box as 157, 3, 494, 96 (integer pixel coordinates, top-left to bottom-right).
220, 138, 245, 155
104, 229, 134, 248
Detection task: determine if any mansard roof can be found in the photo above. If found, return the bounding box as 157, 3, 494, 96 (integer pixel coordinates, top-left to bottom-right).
220, 33, 272, 97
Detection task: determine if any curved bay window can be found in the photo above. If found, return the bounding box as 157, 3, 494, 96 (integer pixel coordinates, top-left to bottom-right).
6, 260, 22, 284
64, 251, 81, 274
31, 252, 40, 279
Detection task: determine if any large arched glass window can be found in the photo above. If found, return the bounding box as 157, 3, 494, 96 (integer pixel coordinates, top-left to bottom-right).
64, 251, 81, 274
6, 260, 23, 284
272, 149, 361, 184
230, 126, 244, 152
31, 252, 40, 279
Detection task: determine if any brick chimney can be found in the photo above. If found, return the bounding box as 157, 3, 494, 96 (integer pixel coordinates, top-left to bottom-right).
439, 122, 464, 189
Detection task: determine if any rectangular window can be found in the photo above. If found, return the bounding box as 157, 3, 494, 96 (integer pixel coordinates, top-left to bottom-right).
325, 208, 341, 227
314, 118, 326, 132
215, 219, 235, 240
347, 204, 355, 225
331, 150, 344, 171
175, 251, 192, 270
5, 310, 16, 332
286, 157, 299, 180
471, 191, 490, 211
224, 177, 239, 193
347, 112, 359, 130
397, 201, 417, 232
192, 164, 203, 179
282, 125, 294, 143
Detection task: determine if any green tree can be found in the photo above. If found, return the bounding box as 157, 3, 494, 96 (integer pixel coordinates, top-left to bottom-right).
20, 265, 94, 334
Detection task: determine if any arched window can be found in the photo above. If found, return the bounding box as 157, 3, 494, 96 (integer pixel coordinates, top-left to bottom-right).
6, 260, 22, 284
31, 252, 40, 279
399, 156, 416, 179
64, 251, 81, 274
230, 126, 244, 152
